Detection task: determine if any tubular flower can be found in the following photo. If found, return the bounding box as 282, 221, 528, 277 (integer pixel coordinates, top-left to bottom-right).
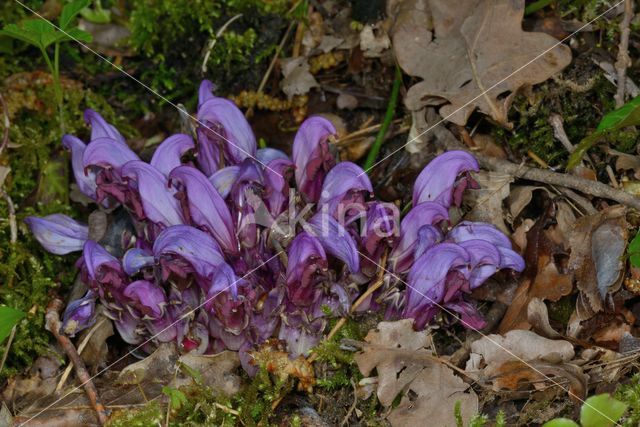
29, 80, 524, 373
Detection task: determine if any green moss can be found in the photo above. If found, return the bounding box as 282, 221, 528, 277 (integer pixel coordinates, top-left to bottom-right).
107, 401, 163, 427
616, 374, 640, 427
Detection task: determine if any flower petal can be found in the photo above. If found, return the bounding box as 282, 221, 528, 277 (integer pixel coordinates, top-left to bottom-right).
62, 290, 97, 337
447, 221, 512, 248
122, 247, 155, 276
257, 147, 290, 165
25, 214, 89, 255
304, 211, 360, 272
209, 166, 239, 198
292, 116, 336, 202
390, 201, 449, 273
83, 137, 140, 172
413, 151, 479, 207
169, 165, 237, 253
286, 232, 328, 306
84, 109, 126, 144
123, 280, 167, 319
319, 162, 372, 215
62, 135, 97, 199
121, 160, 184, 227
150, 134, 195, 176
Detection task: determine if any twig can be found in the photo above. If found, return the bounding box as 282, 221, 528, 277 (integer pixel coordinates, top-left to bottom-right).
0, 326, 17, 374
0, 93, 9, 157
614, 0, 634, 108
340, 379, 357, 427
55, 318, 108, 393
549, 113, 575, 153
201, 14, 244, 75
363, 65, 403, 171
45, 298, 108, 425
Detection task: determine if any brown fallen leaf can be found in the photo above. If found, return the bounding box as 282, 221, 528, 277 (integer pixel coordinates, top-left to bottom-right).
527, 297, 561, 339
569, 205, 627, 317
464, 170, 513, 233
500, 203, 573, 333
389, 0, 572, 126
250, 339, 316, 393
280, 57, 319, 98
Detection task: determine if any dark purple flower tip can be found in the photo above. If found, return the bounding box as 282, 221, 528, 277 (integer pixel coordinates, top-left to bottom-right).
445, 297, 486, 330
404, 243, 470, 319
84, 109, 126, 145
207, 272, 254, 336
153, 225, 226, 280
150, 134, 195, 176
209, 165, 239, 198
286, 232, 328, 306
121, 160, 184, 227
62, 135, 97, 200
263, 157, 294, 216
362, 202, 399, 254
62, 290, 97, 337
390, 201, 449, 273
304, 211, 360, 273
197, 82, 257, 168
412, 150, 479, 207
83, 137, 140, 173
292, 116, 337, 203
319, 162, 373, 216
169, 165, 237, 254
122, 247, 155, 276
198, 79, 216, 108
123, 280, 167, 319
82, 240, 124, 284
25, 214, 89, 255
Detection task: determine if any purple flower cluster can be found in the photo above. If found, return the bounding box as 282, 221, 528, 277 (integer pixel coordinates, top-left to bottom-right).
26, 80, 524, 370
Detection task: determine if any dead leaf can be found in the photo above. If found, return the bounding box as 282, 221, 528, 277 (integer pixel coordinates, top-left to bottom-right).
464, 170, 513, 233
359, 24, 391, 58
172, 352, 241, 396
527, 297, 561, 339
569, 206, 627, 316
280, 57, 319, 98
354, 319, 434, 406
117, 343, 179, 385
250, 339, 316, 392
387, 362, 478, 427
390, 0, 572, 126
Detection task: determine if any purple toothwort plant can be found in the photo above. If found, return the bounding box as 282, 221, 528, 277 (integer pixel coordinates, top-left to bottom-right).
27, 80, 524, 372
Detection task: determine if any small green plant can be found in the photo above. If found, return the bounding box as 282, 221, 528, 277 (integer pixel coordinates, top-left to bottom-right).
0, 306, 25, 343
1, 0, 92, 132
568, 95, 640, 169
543, 394, 628, 427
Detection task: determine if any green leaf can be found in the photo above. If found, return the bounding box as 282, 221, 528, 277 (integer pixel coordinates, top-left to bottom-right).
631, 253, 640, 268
161, 386, 188, 410
581, 394, 627, 427
60, 0, 91, 30
567, 132, 602, 170
0, 306, 26, 343
1, 22, 44, 48
178, 361, 202, 384
597, 95, 640, 131
55, 28, 93, 44
629, 232, 640, 268
542, 419, 579, 427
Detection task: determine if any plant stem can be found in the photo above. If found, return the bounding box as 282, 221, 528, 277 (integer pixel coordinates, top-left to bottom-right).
42, 45, 65, 134
363, 65, 402, 172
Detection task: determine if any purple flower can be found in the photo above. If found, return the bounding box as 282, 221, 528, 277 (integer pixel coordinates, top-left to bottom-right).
153, 225, 226, 282
304, 211, 360, 273
62, 135, 98, 200
256, 147, 289, 164
169, 165, 238, 254
209, 166, 239, 198
206, 266, 254, 338
25, 214, 89, 255
286, 232, 328, 306
150, 134, 195, 176
413, 150, 479, 207
197, 80, 257, 173
319, 162, 373, 218
123, 280, 167, 319
262, 157, 294, 217
82, 240, 126, 293
84, 109, 126, 145
111, 310, 143, 344
389, 202, 449, 273
292, 116, 336, 203
121, 160, 184, 227
404, 243, 470, 329
122, 247, 155, 276
61, 290, 97, 336
361, 202, 399, 275
83, 137, 140, 173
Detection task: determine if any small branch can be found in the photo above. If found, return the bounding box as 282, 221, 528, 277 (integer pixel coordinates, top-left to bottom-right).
45, 298, 108, 425
0, 326, 17, 374
1, 190, 17, 244
615, 0, 634, 108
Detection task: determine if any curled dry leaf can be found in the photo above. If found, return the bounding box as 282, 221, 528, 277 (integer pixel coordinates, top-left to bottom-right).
280, 57, 319, 98
354, 320, 477, 427
463, 170, 513, 233
359, 24, 391, 58
527, 297, 561, 339
569, 205, 627, 317
389, 0, 572, 126
172, 351, 241, 396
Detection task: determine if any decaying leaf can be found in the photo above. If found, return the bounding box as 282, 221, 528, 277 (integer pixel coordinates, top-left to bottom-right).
354, 320, 477, 426
389, 0, 571, 126
172, 352, 241, 396
280, 57, 319, 98
569, 206, 627, 317
464, 170, 513, 233
118, 343, 179, 385
500, 205, 573, 333
250, 339, 316, 392
387, 362, 479, 427
527, 297, 561, 339
359, 24, 390, 58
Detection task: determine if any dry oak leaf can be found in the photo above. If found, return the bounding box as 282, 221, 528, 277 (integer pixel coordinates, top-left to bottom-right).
389, 0, 572, 126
